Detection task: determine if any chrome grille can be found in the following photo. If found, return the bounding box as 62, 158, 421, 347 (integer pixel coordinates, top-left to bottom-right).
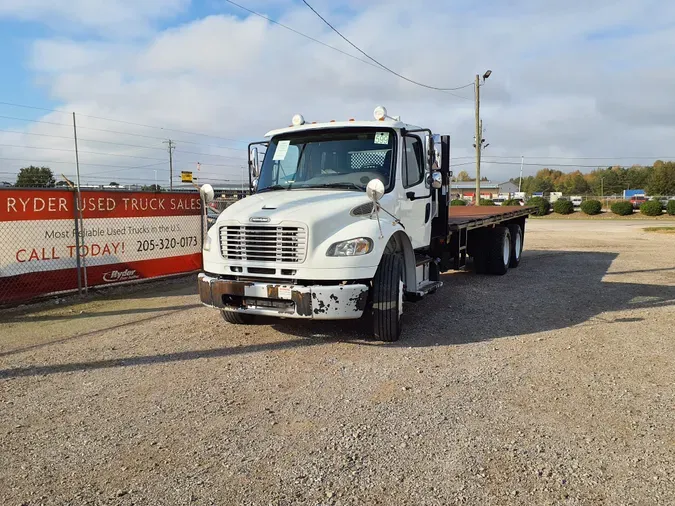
220, 225, 307, 263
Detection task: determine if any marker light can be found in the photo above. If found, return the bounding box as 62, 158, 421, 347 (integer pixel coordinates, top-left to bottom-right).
373, 105, 387, 121
291, 114, 305, 126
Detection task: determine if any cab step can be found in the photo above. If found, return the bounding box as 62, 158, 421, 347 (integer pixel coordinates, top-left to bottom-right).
405, 280, 443, 301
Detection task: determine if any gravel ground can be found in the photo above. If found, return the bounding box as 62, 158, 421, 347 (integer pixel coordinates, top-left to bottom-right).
1, 220, 673, 506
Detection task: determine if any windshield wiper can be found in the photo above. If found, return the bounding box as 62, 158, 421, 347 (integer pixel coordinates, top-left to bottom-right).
257, 184, 291, 193
303, 182, 365, 191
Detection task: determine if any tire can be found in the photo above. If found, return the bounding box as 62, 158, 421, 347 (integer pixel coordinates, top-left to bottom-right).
221, 310, 257, 325
372, 254, 404, 342
470, 231, 488, 274
507, 224, 523, 268
473, 249, 488, 274
487, 226, 511, 275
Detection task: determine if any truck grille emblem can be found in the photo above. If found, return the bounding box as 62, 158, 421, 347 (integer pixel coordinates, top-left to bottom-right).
249, 216, 270, 223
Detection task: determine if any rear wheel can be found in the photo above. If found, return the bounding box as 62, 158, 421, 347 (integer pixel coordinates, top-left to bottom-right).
487, 226, 511, 275
507, 224, 523, 268
470, 231, 488, 274
221, 310, 257, 325
372, 254, 404, 342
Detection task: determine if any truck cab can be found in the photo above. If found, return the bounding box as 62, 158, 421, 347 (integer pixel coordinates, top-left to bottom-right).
198, 106, 530, 341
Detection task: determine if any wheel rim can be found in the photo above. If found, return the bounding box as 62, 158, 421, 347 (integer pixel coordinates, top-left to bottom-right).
514, 231, 522, 260
503, 235, 511, 266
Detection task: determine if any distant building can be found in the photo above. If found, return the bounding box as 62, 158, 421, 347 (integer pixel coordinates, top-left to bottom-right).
449, 181, 518, 201
623, 189, 646, 198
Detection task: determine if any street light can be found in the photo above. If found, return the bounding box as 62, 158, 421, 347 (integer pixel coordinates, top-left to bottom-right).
475, 69, 492, 205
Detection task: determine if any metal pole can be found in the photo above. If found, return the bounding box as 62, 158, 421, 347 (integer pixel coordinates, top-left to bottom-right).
519, 155, 524, 192
169, 141, 173, 190
163, 140, 175, 190
73, 112, 88, 293
474, 74, 481, 205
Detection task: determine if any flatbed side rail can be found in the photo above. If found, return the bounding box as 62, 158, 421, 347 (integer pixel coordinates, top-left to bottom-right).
447, 206, 534, 233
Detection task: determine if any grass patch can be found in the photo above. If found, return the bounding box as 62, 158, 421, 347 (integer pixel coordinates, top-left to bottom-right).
643, 227, 675, 234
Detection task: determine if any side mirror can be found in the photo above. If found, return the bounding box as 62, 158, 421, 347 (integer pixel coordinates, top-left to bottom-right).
430, 172, 442, 189
249, 147, 260, 178
251, 177, 259, 192
200, 183, 215, 203
366, 179, 385, 202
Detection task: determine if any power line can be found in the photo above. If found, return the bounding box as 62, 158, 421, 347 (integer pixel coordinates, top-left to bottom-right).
0, 114, 247, 150
0, 101, 248, 145
299, 0, 474, 95
222, 0, 471, 100
480, 160, 622, 169
454, 155, 675, 161
0, 127, 246, 155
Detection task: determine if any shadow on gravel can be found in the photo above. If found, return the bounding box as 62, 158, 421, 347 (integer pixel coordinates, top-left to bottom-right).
272, 250, 675, 347
0, 336, 334, 380
0, 305, 201, 360
2, 250, 675, 378
2, 303, 201, 324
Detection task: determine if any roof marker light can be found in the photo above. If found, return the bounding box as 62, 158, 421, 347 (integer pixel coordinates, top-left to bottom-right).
373, 105, 387, 121
292, 114, 305, 126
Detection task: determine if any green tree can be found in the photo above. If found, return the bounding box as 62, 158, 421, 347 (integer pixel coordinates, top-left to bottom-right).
646, 162, 675, 195
455, 170, 472, 181
15, 166, 55, 188
561, 171, 590, 195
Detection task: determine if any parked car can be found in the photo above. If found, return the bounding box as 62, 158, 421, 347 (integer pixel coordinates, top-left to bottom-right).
630, 196, 647, 209
571, 196, 583, 207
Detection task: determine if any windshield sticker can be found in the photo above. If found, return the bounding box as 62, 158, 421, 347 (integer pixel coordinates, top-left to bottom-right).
374, 132, 389, 145
273, 140, 291, 160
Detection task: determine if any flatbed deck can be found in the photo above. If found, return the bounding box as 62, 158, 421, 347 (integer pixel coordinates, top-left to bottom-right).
447, 206, 534, 231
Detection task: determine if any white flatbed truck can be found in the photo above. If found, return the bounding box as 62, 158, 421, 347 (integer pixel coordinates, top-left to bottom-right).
198, 106, 533, 341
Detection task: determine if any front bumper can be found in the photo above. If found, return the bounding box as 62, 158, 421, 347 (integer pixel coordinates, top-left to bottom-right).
198, 273, 369, 320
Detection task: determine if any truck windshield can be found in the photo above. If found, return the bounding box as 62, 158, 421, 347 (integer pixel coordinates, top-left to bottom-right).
256, 128, 395, 193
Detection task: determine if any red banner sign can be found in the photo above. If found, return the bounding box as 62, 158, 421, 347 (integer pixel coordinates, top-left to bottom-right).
0, 189, 204, 303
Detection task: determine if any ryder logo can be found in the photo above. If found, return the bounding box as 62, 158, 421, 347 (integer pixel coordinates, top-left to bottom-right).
102, 269, 139, 283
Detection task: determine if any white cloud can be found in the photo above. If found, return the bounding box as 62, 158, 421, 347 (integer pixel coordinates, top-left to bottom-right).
0, 0, 189, 36
2, 0, 675, 187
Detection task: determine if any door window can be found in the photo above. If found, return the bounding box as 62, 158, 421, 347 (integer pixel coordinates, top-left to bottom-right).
403, 136, 424, 188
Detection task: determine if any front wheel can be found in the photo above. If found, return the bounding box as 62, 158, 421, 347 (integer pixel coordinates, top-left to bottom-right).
221, 310, 257, 325
372, 254, 404, 342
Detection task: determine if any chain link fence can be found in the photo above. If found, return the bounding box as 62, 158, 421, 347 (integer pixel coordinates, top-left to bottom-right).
0, 187, 206, 306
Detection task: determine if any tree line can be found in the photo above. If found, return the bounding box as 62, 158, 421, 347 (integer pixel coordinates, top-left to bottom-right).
9, 166, 161, 191
510, 161, 675, 196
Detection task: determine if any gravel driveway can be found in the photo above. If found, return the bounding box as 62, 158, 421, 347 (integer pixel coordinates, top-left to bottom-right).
1, 220, 673, 505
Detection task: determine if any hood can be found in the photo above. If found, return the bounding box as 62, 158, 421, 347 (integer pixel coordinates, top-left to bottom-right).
218, 190, 371, 224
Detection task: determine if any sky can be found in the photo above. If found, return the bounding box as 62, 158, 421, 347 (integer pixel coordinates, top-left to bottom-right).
1, 0, 674, 187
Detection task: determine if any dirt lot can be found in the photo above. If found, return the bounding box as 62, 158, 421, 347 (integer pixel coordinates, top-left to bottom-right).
1, 220, 673, 506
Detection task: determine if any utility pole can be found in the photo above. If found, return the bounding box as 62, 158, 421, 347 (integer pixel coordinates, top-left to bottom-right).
519, 155, 524, 192
474, 74, 481, 205
72, 112, 88, 293
163, 140, 175, 190
474, 70, 491, 205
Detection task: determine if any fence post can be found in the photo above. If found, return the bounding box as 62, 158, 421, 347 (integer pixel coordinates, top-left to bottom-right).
72, 191, 83, 295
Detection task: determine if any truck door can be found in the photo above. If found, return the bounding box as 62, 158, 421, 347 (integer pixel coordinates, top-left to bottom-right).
398, 134, 431, 249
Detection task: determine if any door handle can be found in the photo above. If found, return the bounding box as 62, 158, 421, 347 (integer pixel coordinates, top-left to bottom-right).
406, 191, 431, 201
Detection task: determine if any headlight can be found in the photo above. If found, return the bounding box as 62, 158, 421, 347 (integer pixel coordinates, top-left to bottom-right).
203, 234, 212, 252
326, 237, 373, 256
